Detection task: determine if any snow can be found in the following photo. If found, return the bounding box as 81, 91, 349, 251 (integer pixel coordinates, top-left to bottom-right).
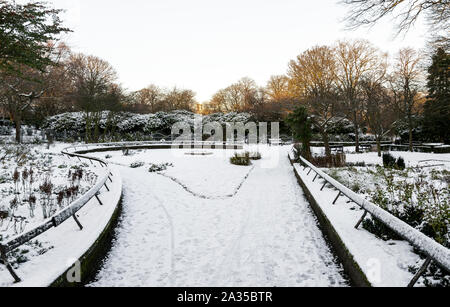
88, 146, 347, 287
42, 111, 253, 139
94, 149, 254, 199
0, 143, 122, 287
0, 165, 122, 287
345, 151, 450, 167
291, 153, 450, 287
0, 144, 99, 239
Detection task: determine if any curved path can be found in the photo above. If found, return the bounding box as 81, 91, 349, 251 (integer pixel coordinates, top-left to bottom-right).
89, 150, 347, 287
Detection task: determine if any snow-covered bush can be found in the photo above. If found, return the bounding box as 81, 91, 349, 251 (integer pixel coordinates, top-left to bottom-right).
230, 152, 251, 166
43, 111, 254, 142
130, 162, 145, 169
148, 163, 173, 173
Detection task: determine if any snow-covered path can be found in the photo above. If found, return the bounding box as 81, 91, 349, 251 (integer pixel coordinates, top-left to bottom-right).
89, 149, 347, 287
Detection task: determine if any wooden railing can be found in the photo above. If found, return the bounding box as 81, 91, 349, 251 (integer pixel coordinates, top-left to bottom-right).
291, 148, 450, 287
0, 147, 113, 283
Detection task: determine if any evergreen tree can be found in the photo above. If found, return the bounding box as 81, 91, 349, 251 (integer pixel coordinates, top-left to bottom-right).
286, 106, 313, 159
424, 48, 450, 143
0, 0, 71, 74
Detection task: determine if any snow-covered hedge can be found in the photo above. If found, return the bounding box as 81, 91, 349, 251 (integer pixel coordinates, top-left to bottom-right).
42, 111, 253, 140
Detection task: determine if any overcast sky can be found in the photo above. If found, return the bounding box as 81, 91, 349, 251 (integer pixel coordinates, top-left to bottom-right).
46, 0, 428, 102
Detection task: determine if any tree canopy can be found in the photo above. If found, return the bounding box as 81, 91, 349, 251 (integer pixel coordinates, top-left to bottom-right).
0, 0, 71, 74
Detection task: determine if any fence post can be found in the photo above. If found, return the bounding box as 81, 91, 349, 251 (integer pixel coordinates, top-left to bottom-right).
95, 194, 104, 206
72, 214, 83, 230
355, 210, 368, 229
408, 257, 432, 287
0, 245, 21, 283
333, 192, 341, 205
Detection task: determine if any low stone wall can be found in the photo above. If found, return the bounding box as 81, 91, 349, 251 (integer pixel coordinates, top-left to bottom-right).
76, 144, 244, 154
288, 155, 371, 287
50, 196, 122, 287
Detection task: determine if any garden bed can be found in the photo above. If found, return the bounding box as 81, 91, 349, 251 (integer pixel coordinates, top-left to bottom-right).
320, 152, 449, 286
0, 144, 122, 287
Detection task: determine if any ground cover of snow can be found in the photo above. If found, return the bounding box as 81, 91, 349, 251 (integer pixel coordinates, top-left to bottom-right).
0, 144, 98, 240
94, 148, 254, 199
0, 144, 122, 287
88, 146, 348, 287
291, 160, 423, 287
291, 148, 450, 286
346, 150, 450, 167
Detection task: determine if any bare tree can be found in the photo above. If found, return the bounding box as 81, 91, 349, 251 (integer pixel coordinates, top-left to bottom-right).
334, 39, 384, 152
0, 71, 43, 143
288, 45, 343, 157
133, 85, 162, 113
161, 87, 196, 112
266, 75, 290, 101
207, 77, 260, 113
361, 79, 396, 156
66, 53, 118, 142
341, 0, 450, 38
390, 47, 425, 151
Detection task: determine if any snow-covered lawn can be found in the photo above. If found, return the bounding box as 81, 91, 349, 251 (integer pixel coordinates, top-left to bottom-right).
97, 148, 255, 199
346, 151, 450, 167
88, 146, 348, 287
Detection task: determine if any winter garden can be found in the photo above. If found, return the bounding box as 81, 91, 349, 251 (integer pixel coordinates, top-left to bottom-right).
0, 0, 449, 289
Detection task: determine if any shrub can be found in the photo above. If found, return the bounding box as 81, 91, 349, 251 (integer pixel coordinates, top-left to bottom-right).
148, 163, 173, 173
362, 217, 403, 241
130, 162, 145, 169
383, 153, 396, 168
230, 152, 251, 166
396, 157, 406, 170
383, 153, 406, 170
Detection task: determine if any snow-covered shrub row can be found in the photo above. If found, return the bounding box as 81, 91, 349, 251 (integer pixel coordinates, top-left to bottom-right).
42, 111, 253, 140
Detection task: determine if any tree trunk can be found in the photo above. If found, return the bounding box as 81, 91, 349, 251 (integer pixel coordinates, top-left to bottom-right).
85, 112, 91, 144
353, 111, 360, 153
304, 141, 312, 161
408, 114, 413, 152
376, 137, 382, 157
321, 130, 331, 158
14, 112, 21, 144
